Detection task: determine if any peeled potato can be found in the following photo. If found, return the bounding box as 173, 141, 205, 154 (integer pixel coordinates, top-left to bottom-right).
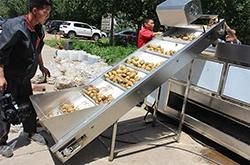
84, 85, 113, 104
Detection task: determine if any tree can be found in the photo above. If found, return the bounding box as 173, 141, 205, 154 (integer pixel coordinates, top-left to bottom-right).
1, 0, 249, 44
0, 1, 9, 17
119, 0, 165, 32
5, 0, 27, 17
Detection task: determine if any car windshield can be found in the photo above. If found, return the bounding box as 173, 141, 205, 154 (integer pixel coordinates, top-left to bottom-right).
119, 30, 135, 35
52, 21, 63, 25
62, 22, 71, 26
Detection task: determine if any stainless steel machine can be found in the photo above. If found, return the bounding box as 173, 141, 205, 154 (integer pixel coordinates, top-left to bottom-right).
30, 0, 227, 163
144, 1, 250, 160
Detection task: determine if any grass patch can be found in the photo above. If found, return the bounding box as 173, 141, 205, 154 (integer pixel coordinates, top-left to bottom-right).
45, 38, 136, 65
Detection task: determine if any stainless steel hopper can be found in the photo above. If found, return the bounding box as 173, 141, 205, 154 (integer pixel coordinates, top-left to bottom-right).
156, 0, 202, 27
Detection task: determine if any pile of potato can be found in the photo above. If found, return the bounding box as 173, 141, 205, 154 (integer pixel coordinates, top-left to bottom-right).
60, 103, 76, 113
165, 50, 176, 56
170, 33, 196, 41
126, 56, 161, 71
104, 65, 140, 89
146, 44, 176, 56
83, 85, 113, 104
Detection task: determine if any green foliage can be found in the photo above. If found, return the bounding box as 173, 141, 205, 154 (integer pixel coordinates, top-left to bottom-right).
44, 39, 66, 48
0, 0, 27, 17
118, 0, 165, 30
0, 3, 9, 17
45, 39, 136, 65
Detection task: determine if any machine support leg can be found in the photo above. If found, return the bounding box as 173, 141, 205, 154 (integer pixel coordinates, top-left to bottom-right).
218, 63, 229, 96
109, 121, 118, 161
152, 87, 162, 127
176, 60, 194, 142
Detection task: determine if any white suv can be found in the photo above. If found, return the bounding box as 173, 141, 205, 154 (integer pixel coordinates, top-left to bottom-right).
60, 21, 102, 40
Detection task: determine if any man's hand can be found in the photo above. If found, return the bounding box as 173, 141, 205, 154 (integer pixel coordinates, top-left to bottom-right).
224, 22, 238, 43
153, 32, 163, 36
0, 65, 7, 92
0, 77, 7, 92
226, 28, 238, 43
39, 65, 51, 80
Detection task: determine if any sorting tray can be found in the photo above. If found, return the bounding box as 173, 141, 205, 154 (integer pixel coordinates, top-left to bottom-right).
163, 27, 203, 44
143, 40, 185, 58
83, 78, 125, 103
125, 51, 168, 73
47, 93, 96, 118
163, 32, 202, 43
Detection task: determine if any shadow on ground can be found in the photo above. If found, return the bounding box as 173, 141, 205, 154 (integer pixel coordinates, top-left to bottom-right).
45, 115, 177, 165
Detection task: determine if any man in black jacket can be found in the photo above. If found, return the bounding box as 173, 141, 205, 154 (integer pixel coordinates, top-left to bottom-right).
0, 0, 52, 157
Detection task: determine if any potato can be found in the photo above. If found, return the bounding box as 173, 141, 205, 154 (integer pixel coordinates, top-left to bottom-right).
134, 57, 139, 61
140, 60, 145, 65
146, 67, 152, 71
104, 73, 110, 78
116, 69, 123, 73
127, 59, 132, 63
60, 103, 76, 113
135, 75, 140, 81
98, 97, 102, 102
118, 77, 123, 83
125, 84, 129, 88
128, 81, 133, 86
108, 72, 113, 76
182, 36, 189, 41
86, 91, 92, 95
90, 93, 96, 97
112, 71, 117, 75
84, 85, 113, 104
120, 65, 126, 70
155, 63, 160, 67
148, 63, 154, 67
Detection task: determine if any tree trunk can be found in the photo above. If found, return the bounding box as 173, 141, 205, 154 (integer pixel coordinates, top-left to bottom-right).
109, 12, 115, 46
136, 22, 141, 47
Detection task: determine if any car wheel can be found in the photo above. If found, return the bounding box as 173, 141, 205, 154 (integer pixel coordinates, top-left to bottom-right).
68, 31, 76, 38
92, 34, 100, 41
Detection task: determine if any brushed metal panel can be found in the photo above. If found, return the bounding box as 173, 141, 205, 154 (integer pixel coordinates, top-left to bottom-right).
223, 65, 250, 105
